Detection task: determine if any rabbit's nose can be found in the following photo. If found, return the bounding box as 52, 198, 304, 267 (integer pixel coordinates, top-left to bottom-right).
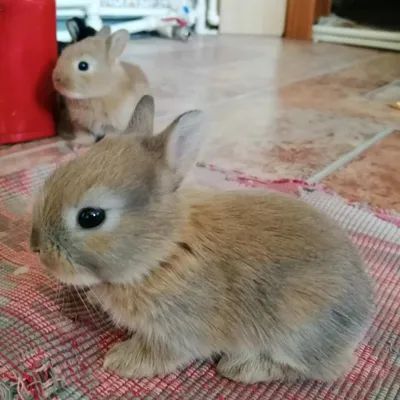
53, 74, 62, 84
52, 70, 64, 85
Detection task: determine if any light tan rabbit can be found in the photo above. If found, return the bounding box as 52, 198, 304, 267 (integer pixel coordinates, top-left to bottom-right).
53, 26, 150, 144
31, 95, 374, 384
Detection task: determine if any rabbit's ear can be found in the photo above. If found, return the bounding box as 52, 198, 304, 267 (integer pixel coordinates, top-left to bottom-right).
155, 110, 205, 179
106, 29, 130, 59
66, 18, 80, 42
126, 95, 155, 136
96, 25, 111, 37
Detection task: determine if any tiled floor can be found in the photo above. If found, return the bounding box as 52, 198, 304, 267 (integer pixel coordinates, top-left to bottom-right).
0, 35, 399, 210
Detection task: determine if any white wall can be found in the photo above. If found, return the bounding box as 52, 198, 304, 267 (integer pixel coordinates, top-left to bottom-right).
219, 0, 288, 36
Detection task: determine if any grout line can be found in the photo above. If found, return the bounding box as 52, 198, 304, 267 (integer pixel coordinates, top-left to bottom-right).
192, 48, 381, 77
363, 78, 400, 99
307, 128, 395, 183
157, 53, 385, 121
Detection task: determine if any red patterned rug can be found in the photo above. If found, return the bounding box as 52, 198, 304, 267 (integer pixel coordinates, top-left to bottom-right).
0, 160, 399, 400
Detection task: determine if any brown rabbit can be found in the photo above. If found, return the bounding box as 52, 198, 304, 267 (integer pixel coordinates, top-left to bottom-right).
31, 95, 374, 384
53, 26, 150, 144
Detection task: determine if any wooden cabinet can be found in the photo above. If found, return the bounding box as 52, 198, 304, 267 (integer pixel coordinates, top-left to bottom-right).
285, 0, 332, 40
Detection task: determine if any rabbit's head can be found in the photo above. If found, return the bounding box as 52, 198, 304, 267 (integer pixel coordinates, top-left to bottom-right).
30, 96, 205, 286
53, 27, 129, 99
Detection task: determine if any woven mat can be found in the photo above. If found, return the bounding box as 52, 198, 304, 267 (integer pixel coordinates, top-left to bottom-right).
0, 160, 399, 400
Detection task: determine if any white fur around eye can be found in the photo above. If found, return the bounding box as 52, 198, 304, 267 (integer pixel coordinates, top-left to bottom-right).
63, 187, 125, 236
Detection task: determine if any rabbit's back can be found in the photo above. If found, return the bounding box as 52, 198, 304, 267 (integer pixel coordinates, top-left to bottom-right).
177, 190, 373, 344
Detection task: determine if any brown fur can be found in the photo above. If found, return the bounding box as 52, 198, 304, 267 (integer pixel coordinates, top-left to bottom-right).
53, 27, 150, 143
31, 96, 374, 384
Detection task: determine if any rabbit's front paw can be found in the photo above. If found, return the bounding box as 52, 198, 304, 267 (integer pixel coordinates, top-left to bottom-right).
217, 352, 303, 384
104, 335, 186, 378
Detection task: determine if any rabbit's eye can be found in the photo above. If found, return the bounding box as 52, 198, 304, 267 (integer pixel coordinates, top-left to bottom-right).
77, 207, 106, 229
78, 61, 89, 71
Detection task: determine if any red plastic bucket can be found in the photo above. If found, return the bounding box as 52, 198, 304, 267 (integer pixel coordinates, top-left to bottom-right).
0, 0, 57, 145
